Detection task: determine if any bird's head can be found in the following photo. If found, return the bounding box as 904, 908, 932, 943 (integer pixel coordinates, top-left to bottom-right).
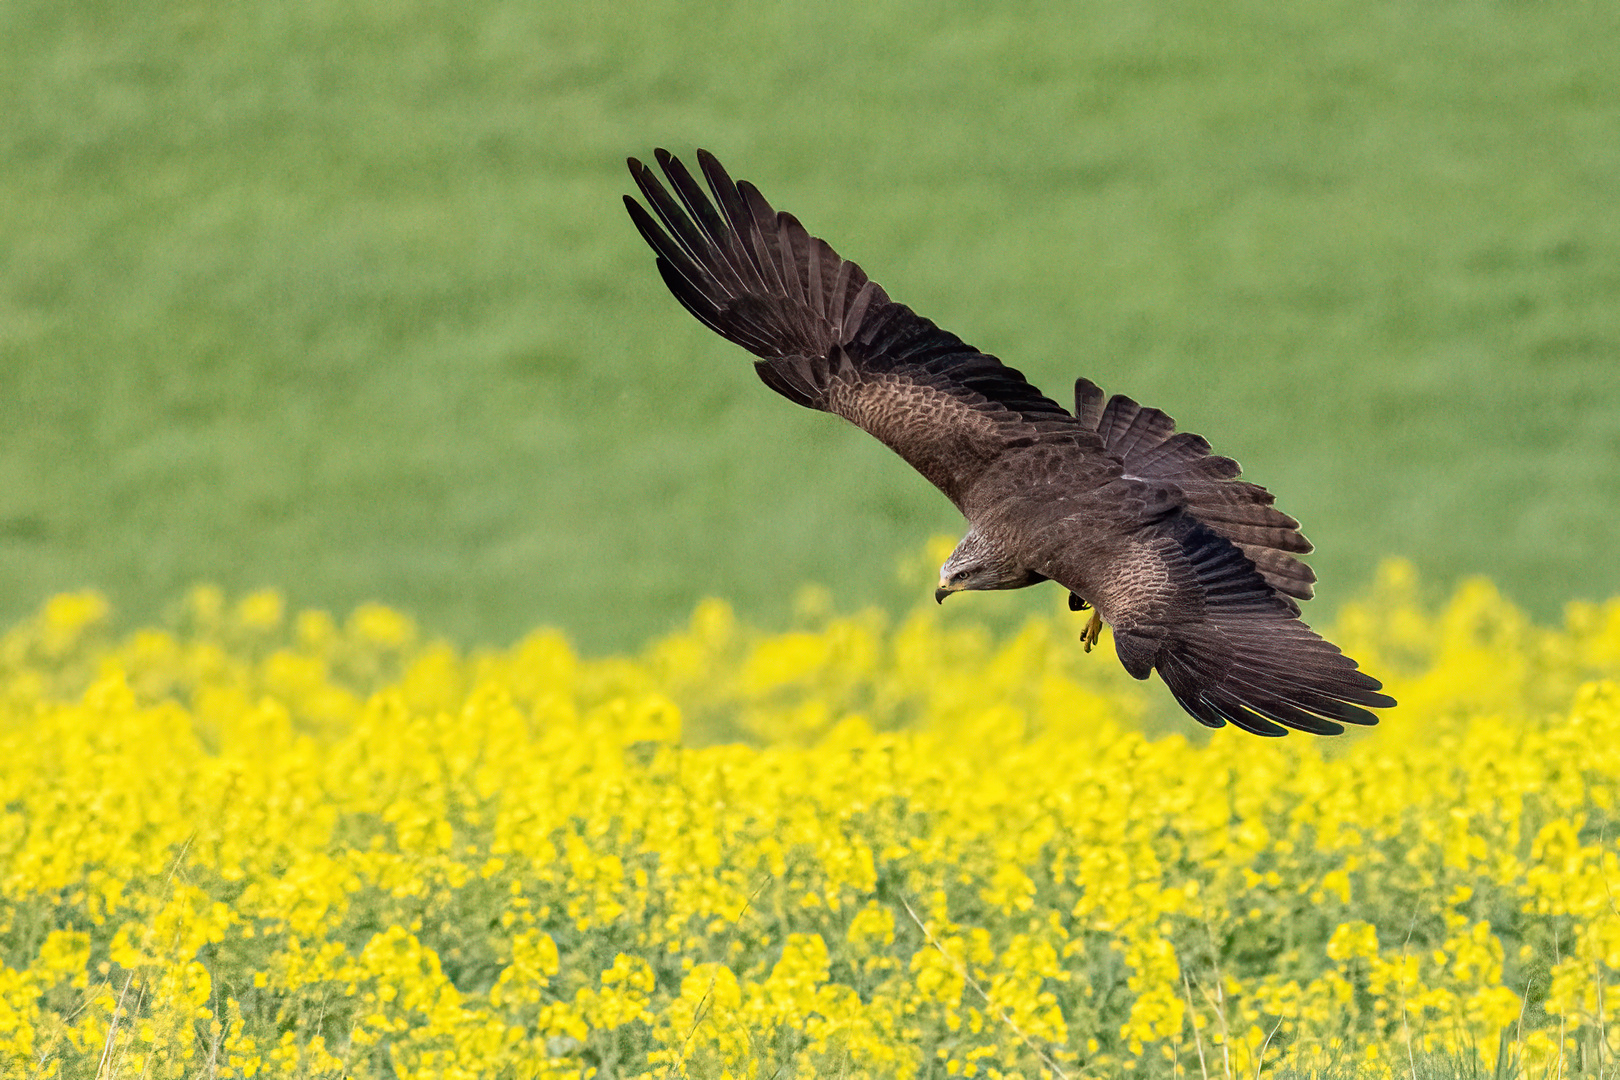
935, 529, 1045, 603
934, 561, 982, 603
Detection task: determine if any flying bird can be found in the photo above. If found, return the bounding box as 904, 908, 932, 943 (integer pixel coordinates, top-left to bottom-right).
623, 149, 1394, 737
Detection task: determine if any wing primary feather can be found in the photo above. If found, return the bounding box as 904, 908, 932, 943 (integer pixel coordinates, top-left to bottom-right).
696, 150, 773, 286
654, 149, 759, 297
1214, 668, 1366, 733
1200, 692, 1291, 737
775, 214, 811, 310
806, 229, 825, 314
827, 258, 856, 338
654, 261, 773, 352
734, 183, 795, 307
630, 159, 727, 282
623, 193, 715, 300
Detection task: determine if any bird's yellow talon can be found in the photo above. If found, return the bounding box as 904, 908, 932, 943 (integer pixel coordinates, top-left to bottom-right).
1082, 610, 1102, 652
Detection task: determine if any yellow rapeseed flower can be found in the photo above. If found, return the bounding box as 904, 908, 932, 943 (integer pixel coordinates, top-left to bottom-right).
0, 559, 1618, 1076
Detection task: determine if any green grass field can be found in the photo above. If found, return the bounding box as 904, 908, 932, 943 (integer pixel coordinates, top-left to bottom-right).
2, 0, 1616, 650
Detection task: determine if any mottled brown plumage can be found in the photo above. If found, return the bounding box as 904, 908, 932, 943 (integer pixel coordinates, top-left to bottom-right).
624, 148, 1394, 736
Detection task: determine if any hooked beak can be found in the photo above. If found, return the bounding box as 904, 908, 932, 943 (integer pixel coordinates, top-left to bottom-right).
935, 586, 953, 604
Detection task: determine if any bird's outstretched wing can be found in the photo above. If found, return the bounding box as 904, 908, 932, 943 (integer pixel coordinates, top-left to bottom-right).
1069, 515, 1392, 736
1073, 378, 1317, 610
624, 149, 1101, 507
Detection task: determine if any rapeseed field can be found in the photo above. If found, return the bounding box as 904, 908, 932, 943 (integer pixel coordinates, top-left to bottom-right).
3, 554, 1619, 1079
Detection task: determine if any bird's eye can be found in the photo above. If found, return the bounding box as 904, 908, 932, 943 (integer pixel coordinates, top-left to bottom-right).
952, 570, 970, 583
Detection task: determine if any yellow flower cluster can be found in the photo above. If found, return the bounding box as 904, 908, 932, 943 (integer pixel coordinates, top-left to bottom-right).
2, 555, 1619, 1078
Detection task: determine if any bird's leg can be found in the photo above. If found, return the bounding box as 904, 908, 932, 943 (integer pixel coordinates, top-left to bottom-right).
1070, 592, 1103, 651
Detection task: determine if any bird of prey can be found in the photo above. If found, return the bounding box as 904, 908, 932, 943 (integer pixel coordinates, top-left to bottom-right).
623, 149, 1394, 736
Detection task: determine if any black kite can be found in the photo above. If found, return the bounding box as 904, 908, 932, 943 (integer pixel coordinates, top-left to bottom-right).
624, 149, 1393, 736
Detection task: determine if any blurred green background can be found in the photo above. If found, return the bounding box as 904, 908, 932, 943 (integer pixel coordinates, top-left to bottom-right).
2, 0, 1616, 651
